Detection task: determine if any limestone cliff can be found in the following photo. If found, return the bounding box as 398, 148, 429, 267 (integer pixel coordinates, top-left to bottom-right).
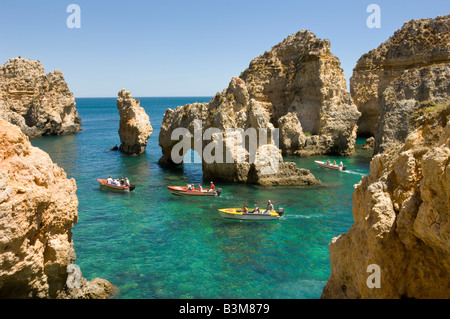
322, 103, 450, 299
117, 89, 153, 155
0, 57, 82, 138
240, 30, 360, 156
351, 15, 450, 149
0, 119, 116, 298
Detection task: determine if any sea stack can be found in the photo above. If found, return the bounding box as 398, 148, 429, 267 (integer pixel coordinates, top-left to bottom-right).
239, 30, 361, 156
321, 103, 450, 299
351, 15, 450, 153
117, 89, 153, 155
0, 118, 117, 298
0, 57, 82, 137
158, 30, 361, 185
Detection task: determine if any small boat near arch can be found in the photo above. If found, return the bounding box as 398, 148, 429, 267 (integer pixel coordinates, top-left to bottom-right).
97, 179, 135, 192
314, 160, 347, 171
167, 186, 222, 197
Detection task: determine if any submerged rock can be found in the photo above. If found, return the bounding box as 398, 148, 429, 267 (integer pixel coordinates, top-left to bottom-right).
0, 119, 117, 298
0, 57, 82, 137
117, 89, 153, 155
322, 103, 450, 299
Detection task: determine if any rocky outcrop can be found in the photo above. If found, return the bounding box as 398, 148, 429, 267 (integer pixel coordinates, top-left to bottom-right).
0, 57, 82, 138
322, 104, 450, 299
158, 30, 362, 185
0, 119, 117, 298
239, 30, 360, 156
159, 97, 319, 186
350, 15, 450, 145
159, 86, 321, 185
117, 89, 153, 155
376, 65, 449, 154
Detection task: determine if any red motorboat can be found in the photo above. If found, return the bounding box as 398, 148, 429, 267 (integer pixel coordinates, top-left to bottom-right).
167, 186, 222, 197
97, 179, 135, 192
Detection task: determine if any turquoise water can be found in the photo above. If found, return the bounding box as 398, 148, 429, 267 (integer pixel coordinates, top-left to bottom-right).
30, 97, 371, 299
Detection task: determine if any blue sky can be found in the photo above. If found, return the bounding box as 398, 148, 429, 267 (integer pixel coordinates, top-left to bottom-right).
0, 0, 449, 97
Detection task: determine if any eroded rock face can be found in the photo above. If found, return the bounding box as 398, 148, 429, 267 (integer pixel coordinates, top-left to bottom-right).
0, 119, 116, 298
158, 30, 362, 185
376, 65, 450, 154
351, 15, 450, 142
240, 30, 360, 156
117, 89, 153, 155
0, 57, 82, 138
322, 105, 450, 299
158, 80, 319, 186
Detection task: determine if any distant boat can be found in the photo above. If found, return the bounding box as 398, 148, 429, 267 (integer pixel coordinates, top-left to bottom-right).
314, 160, 347, 171
97, 179, 135, 192
218, 208, 284, 220
167, 186, 222, 197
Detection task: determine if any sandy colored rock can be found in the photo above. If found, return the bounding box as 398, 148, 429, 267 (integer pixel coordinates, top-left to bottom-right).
240, 30, 360, 156
0, 119, 116, 298
351, 15, 450, 140
0, 57, 82, 137
322, 104, 450, 299
117, 89, 153, 155
158, 81, 319, 186
158, 30, 364, 185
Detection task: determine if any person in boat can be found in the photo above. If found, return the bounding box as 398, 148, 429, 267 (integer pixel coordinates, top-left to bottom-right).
264, 200, 274, 214
242, 203, 249, 213
209, 181, 215, 192
125, 177, 130, 186
327, 159, 331, 165
198, 184, 203, 192
120, 177, 125, 186
113, 179, 119, 186
333, 160, 337, 166
339, 160, 344, 168
187, 184, 192, 191
254, 204, 260, 214
107, 176, 113, 184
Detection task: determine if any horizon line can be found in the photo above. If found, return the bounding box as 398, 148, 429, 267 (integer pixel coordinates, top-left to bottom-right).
75, 95, 214, 99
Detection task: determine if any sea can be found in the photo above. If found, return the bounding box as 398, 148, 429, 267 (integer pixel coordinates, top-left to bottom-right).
30, 97, 372, 299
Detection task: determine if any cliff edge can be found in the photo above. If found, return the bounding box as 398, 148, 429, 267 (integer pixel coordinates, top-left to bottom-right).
322, 102, 450, 298
0, 57, 82, 138
0, 119, 116, 298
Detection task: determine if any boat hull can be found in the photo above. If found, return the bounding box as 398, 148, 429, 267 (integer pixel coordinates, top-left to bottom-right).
97, 179, 135, 192
314, 161, 346, 171
167, 186, 221, 197
218, 208, 281, 220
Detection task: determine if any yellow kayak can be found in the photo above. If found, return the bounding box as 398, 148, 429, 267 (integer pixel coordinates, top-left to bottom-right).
218, 208, 284, 220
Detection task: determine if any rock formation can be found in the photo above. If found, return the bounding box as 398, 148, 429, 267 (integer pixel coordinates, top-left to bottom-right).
350, 15, 450, 151
117, 89, 153, 155
239, 30, 360, 156
158, 30, 362, 185
158, 82, 319, 186
322, 103, 450, 299
0, 119, 117, 298
0, 57, 82, 138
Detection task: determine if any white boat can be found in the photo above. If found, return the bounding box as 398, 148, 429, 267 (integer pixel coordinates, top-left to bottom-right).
218, 208, 284, 220
314, 160, 347, 171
